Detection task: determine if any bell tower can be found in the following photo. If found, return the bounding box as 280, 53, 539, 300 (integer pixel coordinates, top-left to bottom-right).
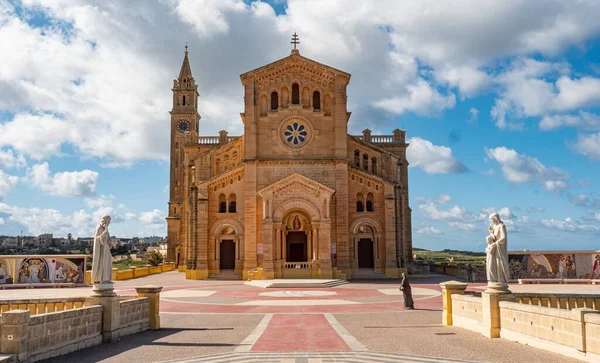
166, 45, 200, 263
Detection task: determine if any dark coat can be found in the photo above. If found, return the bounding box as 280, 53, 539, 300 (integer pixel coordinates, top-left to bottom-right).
400, 276, 414, 309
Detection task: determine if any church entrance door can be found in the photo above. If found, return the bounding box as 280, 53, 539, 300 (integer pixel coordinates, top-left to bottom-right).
358, 239, 374, 268
286, 232, 307, 262
220, 240, 235, 270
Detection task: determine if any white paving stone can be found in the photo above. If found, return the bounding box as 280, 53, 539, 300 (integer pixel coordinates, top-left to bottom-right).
161, 290, 217, 298
237, 299, 360, 306
258, 290, 337, 297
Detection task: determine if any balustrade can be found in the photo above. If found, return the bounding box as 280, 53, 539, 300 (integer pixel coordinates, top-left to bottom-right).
284, 262, 312, 269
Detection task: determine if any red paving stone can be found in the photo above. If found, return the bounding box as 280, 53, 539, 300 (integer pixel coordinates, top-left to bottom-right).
251, 314, 351, 352
212, 287, 384, 299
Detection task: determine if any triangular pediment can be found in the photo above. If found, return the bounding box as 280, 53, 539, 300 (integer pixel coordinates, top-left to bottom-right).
257, 173, 335, 199
240, 51, 350, 92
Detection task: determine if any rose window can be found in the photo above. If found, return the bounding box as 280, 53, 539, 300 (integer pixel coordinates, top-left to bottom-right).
279, 117, 313, 149
284, 122, 308, 145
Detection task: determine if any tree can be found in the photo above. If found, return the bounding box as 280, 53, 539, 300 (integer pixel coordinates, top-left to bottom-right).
147, 250, 164, 266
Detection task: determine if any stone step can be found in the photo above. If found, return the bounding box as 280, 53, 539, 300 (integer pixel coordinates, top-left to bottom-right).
164, 351, 475, 362
351, 269, 392, 279
245, 279, 349, 288
206, 270, 243, 280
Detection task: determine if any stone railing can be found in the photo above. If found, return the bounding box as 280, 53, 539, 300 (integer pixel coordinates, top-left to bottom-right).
197, 136, 240, 145
513, 293, 600, 310
284, 262, 312, 269
0, 297, 87, 316
0, 285, 163, 362
440, 281, 600, 361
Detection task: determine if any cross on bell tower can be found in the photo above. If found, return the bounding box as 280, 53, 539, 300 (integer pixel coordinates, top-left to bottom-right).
291, 32, 300, 53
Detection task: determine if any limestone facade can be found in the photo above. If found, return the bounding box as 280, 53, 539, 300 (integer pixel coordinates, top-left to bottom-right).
166, 47, 413, 279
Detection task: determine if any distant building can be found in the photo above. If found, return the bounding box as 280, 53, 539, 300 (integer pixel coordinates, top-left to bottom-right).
141, 236, 164, 244
38, 234, 53, 247
2, 237, 18, 248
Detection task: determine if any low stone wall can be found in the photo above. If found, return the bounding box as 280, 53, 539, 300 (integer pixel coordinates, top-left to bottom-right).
585, 313, 600, 360
0, 306, 103, 362
441, 281, 600, 362
85, 263, 176, 284
119, 298, 150, 337
499, 301, 595, 359
452, 294, 483, 334
0, 285, 163, 362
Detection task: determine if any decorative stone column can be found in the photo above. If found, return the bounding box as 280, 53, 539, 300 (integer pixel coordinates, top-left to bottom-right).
439, 281, 468, 326
136, 285, 163, 330
481, 283, 512, 338
0, 310, 30, 360
261, 220, 275, 279
86, 282, 120, 343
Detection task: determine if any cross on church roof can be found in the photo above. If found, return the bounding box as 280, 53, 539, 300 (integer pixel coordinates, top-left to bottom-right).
291, 32, 300, 50
185, 42, 188, 54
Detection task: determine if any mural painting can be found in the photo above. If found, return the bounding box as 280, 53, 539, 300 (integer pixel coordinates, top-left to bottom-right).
18, 258, 50, 283
509, 252, 600, 280
0, 258, 14, 284
0, 255, 88, 285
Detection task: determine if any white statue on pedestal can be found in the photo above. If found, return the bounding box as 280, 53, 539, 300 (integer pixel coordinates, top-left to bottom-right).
485, 213, 510, 285
92, 215, 113, 284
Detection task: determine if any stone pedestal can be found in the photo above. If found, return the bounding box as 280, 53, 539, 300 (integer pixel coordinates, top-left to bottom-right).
481, 282, 512, 338
91, 282, 116, 297
87, 282, 120, 342
135, 285, 163, 330
439, 280, 468, 326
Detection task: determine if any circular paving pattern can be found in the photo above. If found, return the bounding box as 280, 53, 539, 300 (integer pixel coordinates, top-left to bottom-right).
259, 290, 337, 297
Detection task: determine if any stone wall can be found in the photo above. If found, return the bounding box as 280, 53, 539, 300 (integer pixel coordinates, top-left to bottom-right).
499, 301, 596, 360
119, 298, 150, 337
441, 281, 600, 361
451, 294, 483, 334
585, 313, 600, 360
0, 306, 103, 362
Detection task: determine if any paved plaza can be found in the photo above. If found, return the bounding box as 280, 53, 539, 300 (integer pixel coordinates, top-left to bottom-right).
7, 272, 586, 363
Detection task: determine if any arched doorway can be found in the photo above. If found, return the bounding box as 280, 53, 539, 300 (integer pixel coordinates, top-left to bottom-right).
282, 211, 312, 263
358, 239, 374, 268
220, 240, 235, 270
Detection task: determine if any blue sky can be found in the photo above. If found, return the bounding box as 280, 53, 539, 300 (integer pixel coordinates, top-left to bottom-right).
1, 0, 600, 252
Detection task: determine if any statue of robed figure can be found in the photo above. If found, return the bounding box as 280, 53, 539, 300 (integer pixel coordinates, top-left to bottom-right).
92, 215, 113, 284
485, 212, 510, 285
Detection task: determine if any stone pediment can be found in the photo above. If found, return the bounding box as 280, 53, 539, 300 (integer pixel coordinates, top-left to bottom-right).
257, 173, 335, 200
240, 51, 350, 93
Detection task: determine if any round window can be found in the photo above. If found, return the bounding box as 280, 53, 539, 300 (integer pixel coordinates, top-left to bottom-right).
280, 117, 313, 149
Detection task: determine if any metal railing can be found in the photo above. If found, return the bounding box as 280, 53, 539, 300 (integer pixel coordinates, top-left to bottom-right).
284, 262, 312, 269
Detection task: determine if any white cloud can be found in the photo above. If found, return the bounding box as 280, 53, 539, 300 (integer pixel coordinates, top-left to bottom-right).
485, 146, 568, 191
407, 137, 468, 174
540, 217, 599, 233
568, 194, 600, 211
25, 162, 99, 197
526, 206, 545, 213
448, 222, 478, 232
479, 206, 515, 220
540, 111, 600, 131
418, 200, 471, 221
138, 209, 166, 225
435, 66, 492, 98
0, 201, 94, 236
0, 149, 26, 169
468, 108, 479, 123
595, 213, 600, 222
374, 79, 456, 116
483, 168, 495, 176
85, 194, 115, 209
416, 226, 442, 235
0, 170, 18, 196
570, 132, 600, 161
437, 194, 452, 204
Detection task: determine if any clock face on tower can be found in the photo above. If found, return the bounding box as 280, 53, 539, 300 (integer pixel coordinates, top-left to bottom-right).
177, 120, 191, 133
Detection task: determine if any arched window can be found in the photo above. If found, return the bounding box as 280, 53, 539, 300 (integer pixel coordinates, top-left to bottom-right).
371, 158, 377, 174
313, 91, 321, 110
271, 91, 279, 110
366, 193, 374, 212
215, 159, 221, 174
228, 194, 236, 213
183, 95, 186, 106
292, 83, 300, 104
354, 150, 360, 167
356, 193, 364, 212
219, 194, 227, 213
363, 154, 369, 171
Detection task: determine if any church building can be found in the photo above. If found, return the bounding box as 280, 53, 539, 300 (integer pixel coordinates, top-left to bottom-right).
166, 39, 413, 280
